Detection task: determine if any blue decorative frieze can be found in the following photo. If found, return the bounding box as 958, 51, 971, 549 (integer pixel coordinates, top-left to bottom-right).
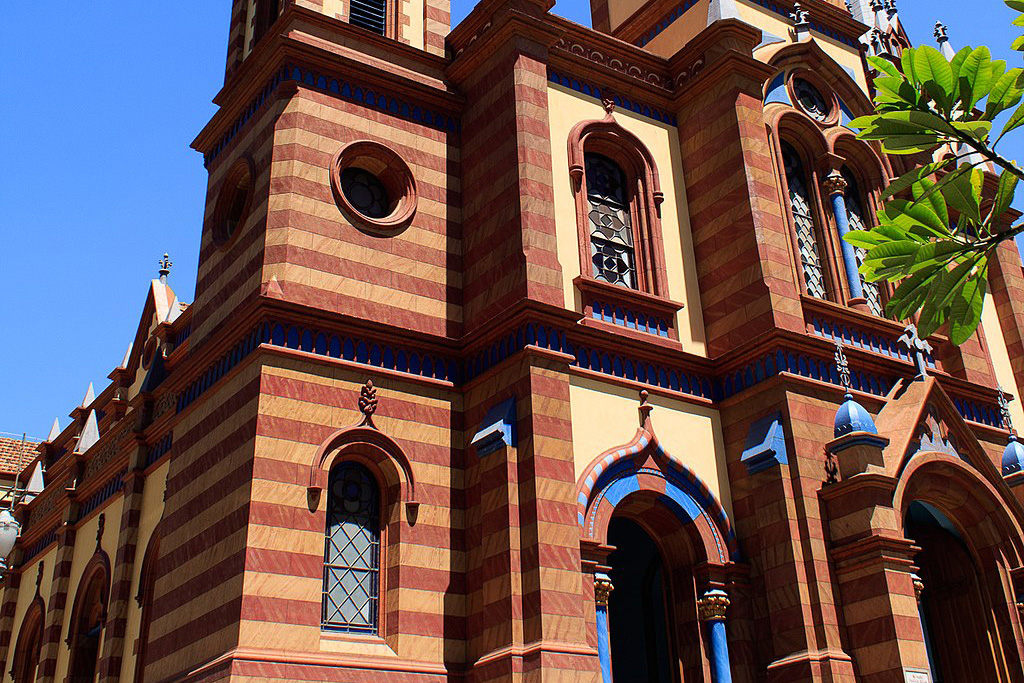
175, 321, 193, 345
636, 0, 700, 47
24, 525, 58, 562
591, 300, 670, 338
548, 69, 678, 125
79, 469, 127, 519
177, 324, 264, 414
952, 397, 1002, 428
145, 432, 173, 469
573, 343, 716, 400
718, 349, 895, 401
811, 317, 935, 369
206, 63, 460, 167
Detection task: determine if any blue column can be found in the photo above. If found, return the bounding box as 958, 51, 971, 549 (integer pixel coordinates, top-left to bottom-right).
824, 171, 865, 300
699, 589, 732, 683
595, 575, 613, 683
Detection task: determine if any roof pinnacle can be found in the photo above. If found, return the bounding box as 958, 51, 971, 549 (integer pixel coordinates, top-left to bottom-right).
158, 253, 173, 284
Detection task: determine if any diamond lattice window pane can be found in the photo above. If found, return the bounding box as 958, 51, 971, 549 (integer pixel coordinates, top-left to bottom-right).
783, 145, 828, 299
323, 463, 380, 633
585, 153, 637, 289
842, 170, 886, 317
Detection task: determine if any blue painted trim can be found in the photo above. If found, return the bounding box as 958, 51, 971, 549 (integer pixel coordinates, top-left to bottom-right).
206, 63, 460, 166
707, 619, 733, 683
740, 413, 788, 474
145, 432, 173, 468
548, 69, 678, 126
748, 0, 859, 47
471, 397, 517, 456
23, 526, 59, 562
828, 191, 865, 299
79, 468, 127, 518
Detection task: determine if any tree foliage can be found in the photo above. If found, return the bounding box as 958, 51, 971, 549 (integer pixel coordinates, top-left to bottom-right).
847, 0, 1024, 344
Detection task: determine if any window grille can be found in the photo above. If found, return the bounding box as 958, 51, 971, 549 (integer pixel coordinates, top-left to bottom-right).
349, 0, 387, 35
783, 143, 828, 300
323, 462, 380, 633
842, 169, 885, 317
585, 153, 637, 289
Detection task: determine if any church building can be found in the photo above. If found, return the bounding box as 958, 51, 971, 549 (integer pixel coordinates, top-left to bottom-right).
3, 0, 1024, 682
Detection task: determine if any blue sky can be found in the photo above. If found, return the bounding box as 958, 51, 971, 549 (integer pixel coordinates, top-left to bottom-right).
0, 0, 1019, 441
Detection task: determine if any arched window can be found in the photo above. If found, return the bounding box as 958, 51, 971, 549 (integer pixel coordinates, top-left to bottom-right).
349, 0, 388, 35
322, 462, 381, 633
133, 537, 160, 683
66, 563, 109, 683
585, 153, 637, 289
841, 167, 886, 317
782, 142, 830, 300
11, 600, 44, 683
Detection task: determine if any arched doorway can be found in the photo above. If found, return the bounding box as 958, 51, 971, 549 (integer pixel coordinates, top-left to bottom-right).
607, 517, 675, 683
905, 501, 1002, 683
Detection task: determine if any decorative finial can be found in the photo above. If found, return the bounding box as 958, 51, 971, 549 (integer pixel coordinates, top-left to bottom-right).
96, 513, 105, 550
870, 0, 884, 11
843, 0, 852, 13
158, 253, 172, 284
600, 88, 617, 117
789, 2, 809, 27
358, 380, 378, 428
897, 324, 932, 380
35, 562, 44, 596
999, 386, 1015, 434
834, 342, 851, 396
638, 389, 653, 428
883, 0, 897, 18
934, 21, 948, 43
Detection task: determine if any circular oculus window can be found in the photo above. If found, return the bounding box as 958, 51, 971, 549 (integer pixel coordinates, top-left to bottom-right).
792, 78, 831, 122
331, 141, 417, 234
212, 158, 255, 247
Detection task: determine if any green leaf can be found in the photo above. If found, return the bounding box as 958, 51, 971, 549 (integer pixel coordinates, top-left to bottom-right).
843, 230, 886, 249
1007, 0, 1024, 11
862, 240, 921, 263
911, 176, 949, 226
881, 160, 954, 200
886, 264, 945, 320
944, 167, 984, 225
958, 47, 993, 111
1012, 35, 1024, 52
902, 47, 920, 87
882, 135, 944, 154
868, 55, 902, 79
915, 46, 954, 111
948, 260, 988, 345
951, 120, 993, 141
984, 68, 1024, 118
992, 168, 1019, 221
950, 46, 972, 88
886, 198, 949, 237
1002, 100, 1024, 136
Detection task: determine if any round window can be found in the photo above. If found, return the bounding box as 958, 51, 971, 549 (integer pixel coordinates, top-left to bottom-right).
330, 141, 417, 234
340, 167, 390, 219
212, 158, 254, 247
793, 78, 830, 122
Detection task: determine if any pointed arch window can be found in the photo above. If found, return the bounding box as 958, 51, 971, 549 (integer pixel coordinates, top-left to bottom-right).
66, 561, 109, 683
586, 153, 637, 288
11, 600, 44, 683
323, 462, 381, 633
842, 167, 886, 317
782, 142, 830, 300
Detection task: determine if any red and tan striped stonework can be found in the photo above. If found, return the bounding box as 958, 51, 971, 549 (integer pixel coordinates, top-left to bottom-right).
6, 2, 1024, 683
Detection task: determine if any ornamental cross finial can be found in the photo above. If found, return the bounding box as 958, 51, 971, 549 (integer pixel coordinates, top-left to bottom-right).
999, 386, 1015, 434
898, 324, 932, 380
358, 380, 378, 428
870, 0, 884, 11
789, 2, 809, 27
835, 342, 851, 394
158, 253, 172, 284
600, 88, 617, 117
934, 21, 948, 42
883, 0, 897, 18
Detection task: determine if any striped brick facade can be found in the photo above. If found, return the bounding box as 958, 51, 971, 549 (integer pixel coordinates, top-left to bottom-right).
6, 3, 1024, 683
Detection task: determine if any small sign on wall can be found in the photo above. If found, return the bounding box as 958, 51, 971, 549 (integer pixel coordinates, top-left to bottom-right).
904, 669, 931, 683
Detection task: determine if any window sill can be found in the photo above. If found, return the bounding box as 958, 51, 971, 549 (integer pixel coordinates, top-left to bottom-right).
574, 276, 684, 341
320, 630, 397, 657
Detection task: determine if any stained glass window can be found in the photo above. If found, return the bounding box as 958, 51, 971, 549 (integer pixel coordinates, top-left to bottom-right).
323, 462, 380, 633
341, 167, 390, 219
793, 78, 829, 122
585, 153, 637, 288
783, 143, 829, 299
842, 168, 885, 317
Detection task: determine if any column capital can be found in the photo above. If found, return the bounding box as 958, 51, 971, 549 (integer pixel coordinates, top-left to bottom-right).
698, 588, 730, 621
911, 573, 924, 603
594, 574, 614, 607
822, 170, 848, 196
